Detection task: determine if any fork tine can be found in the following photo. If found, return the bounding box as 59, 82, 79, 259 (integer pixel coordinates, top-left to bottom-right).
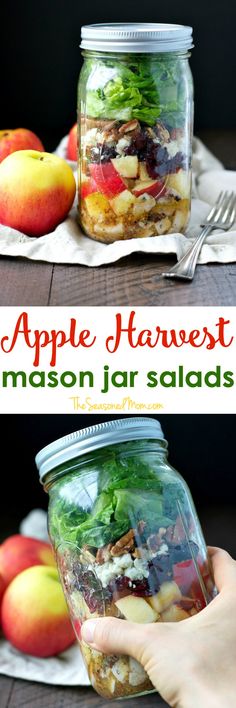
220, 192, 235, 223
213, 191, 231, 222
229, 195, 236, 226
206, 191, 223, 222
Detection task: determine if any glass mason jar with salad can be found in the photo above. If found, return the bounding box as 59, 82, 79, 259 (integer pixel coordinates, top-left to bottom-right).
77, 24, 194, 243
36, 418, 215, 701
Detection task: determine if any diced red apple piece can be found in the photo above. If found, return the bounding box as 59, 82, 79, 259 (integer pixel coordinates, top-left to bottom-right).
138, 162, 150, 181
80, 176, 97, 200
112, 156, 138, 179
110, 189, 135, 215
84, 192, 112, 221
133, 179, 166, 198
173, 559, 206, 609
115, 595, 159, 623
167, 170, 190, 198
161, 604, 190, 622
89, 162, 127, 198
148, 581, 182, 614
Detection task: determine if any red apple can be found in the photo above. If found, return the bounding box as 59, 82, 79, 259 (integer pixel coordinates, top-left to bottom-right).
132, 178, 166, 198
1, 565, 75, 657
89, 162, 127, 198
0, 535, 55, 586
0, 150, 76, 237
67, 123, 77, 161
0, 128, 44, 163
80, 176, 97, 200
0, 572, 6, 626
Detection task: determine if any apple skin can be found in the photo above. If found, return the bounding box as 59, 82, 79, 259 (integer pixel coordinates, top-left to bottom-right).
133, 179, 166, 198
0, 129, 44, 163
1, 565, 76, 657
89, 162, 127, 198
0, 535, 55, 586
67, 123, 77, 161
0, 150, 76, 236
0, 573, 6, 626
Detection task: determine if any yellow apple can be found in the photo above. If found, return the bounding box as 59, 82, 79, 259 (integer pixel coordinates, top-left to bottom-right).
0, 534, 55, 586
0, 128, 44, 163
1, 565, 75, 656
0, 150, 76, 236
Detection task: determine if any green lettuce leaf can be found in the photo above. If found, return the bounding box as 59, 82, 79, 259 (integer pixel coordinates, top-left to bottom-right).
83, 55, 185, 126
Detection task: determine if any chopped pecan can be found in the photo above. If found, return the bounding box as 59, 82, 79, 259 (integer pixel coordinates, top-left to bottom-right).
147, 527, 167, 552
102, 120, 121, 143
110, 529, 135, 556
118, 119, 140, 135
103, 120, 120, 132
165, 525, 175, 543
81, 116, 119, 131
102, 130, 120, 143
145, 127, 157, 140
156, 121, 170, 144
137, 520, 146, 535
96, 543, 112, 565
81, 546, 96, 564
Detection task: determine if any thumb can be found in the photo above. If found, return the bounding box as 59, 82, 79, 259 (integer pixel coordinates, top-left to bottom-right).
208, 546, 236, 592
81, 616, 160, 663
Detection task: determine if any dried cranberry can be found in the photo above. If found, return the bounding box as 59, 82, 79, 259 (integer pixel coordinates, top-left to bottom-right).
72, 564, 111, 614
132, 579, 153, 597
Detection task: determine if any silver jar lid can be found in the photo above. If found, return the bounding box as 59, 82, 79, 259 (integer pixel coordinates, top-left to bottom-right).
36, 417, 165, 482
80, 23, 193, 53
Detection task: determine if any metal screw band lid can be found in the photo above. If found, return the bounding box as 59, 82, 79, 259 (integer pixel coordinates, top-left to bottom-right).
80, 23, 193, 53
36, 417, 165, 482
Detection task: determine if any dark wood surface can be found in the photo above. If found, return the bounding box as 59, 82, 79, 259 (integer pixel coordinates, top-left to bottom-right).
0, 130, 235, 307
0, 677, 168, 708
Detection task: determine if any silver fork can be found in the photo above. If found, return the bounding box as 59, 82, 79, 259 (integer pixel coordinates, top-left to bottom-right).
162, 191, 236, 281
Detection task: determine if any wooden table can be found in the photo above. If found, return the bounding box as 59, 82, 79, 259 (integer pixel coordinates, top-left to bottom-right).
0, 131, 235, 307
0, 676, 168, 707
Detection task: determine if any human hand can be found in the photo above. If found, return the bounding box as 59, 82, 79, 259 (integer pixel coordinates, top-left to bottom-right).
81, 548, 236, 708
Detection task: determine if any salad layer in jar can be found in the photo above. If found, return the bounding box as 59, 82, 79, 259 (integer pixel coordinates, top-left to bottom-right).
48, 443, 214, 700
78, 53, 193, 243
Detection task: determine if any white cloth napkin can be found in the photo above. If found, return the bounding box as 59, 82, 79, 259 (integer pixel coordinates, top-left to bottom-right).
0, 135, 235, 266
0, 510, 90, 686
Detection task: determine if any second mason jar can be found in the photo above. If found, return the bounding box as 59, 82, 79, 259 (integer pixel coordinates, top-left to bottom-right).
36, 418, 215, 701
78, 24, 194, 243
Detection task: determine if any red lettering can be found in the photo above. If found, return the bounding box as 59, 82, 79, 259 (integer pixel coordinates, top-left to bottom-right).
0, 312, 96, 366
105, 312, 234, 353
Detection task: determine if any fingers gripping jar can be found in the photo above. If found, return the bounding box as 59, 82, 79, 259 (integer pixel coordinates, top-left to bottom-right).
78, 24, 194, 243
36, 418, 215, 700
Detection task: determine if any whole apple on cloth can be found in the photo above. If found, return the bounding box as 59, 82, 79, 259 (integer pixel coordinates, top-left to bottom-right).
0, 517, 90, 686
0, 128, 44, 163
0, 133, 236, 266
0, 150, 76, 237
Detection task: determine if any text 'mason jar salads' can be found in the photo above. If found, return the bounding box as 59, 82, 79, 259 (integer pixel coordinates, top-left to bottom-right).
36, 418, 215, 701
78, 24, 194, 243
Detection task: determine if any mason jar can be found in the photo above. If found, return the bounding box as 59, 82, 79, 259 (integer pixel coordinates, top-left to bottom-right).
77, 24, 194, 243
36, 418, 214, 700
